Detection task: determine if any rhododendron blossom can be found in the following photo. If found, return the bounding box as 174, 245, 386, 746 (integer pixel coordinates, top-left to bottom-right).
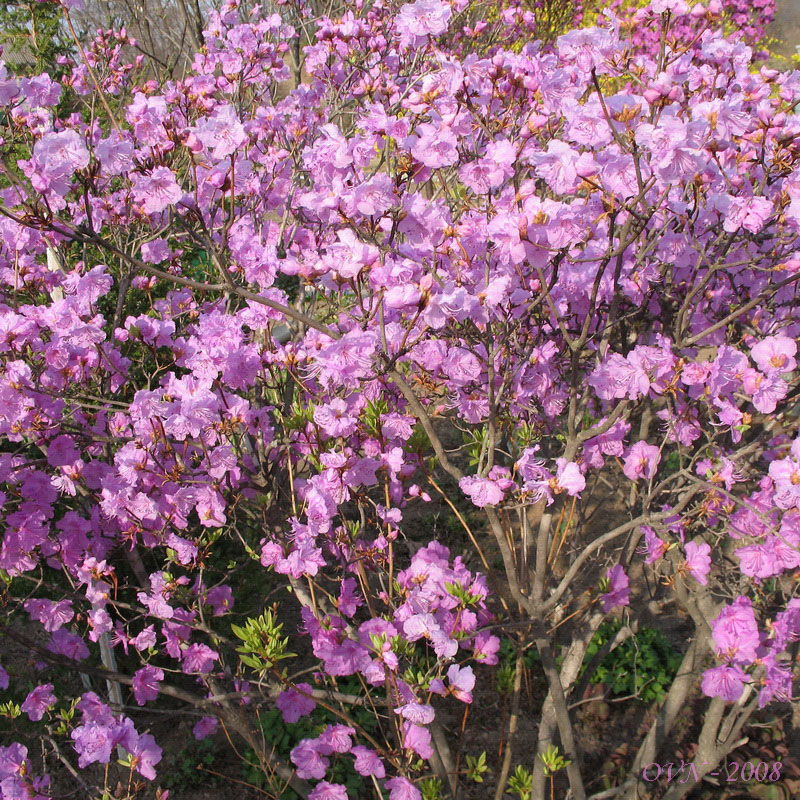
0, 0, 792, 796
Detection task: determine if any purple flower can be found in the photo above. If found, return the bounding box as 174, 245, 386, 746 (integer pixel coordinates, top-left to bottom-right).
529, 140, 598, 195
757, 654, 792, 708
385, 777, 422, 800
130, 732, 162, 780
71, 722, 115, 768
622, 441, 661, 481
395, 703, 435, 725
276, 683, 316, 724
396, 0, 451, 38
21, 684, 56, 721
409, 124, 459, 169
33, 129, 89, 173
719, 195, 773, 234
430, 664, 475, 703
600, 565, 630, 613
130, 626, 157, 651
771, 598, 800, 651
290, 739, 330, 780
683, 541, 712, 585
640, 524, 668, 564
181, 643, 219, 674
736, 540, 783, 580
0, 664, 8, 690
48, 628, 89, 661
194, 104, 247, 160
313, 399, 357, 438
24, 598, 73, 632
193, 716, 219, 741
309, 782, 348, 800
751, 335, 797, 375
351, 745, 385, 778
711, 596, 760, 664
140, 238, 171, 264
471, 631, 501, 665
132, 666, 163, 705
768, 439, 800, 509
701, 664, 748, 702
459, 476, 505, 507
205, 585, 234, 616
131, 167, 183, 215
403, 722, 433, 759
319, 725, 355, 753
555, 459, 586, 496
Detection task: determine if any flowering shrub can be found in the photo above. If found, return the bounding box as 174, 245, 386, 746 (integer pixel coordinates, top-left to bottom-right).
0, 0, 796, 799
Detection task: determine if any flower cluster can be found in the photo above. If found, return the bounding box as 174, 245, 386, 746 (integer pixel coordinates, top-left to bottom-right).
0, 0, 793, 794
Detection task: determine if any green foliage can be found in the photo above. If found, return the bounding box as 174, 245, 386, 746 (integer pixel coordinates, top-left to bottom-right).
507, 764, 533, 800
466, 751, 489, 783
363, 397, 390, 437
161, 737, 221, 795
0, 701, 21, 719
231, 608, 296, 675
406, 422, 431, 456
538, 744, 571, 777
496, 638, 539, 694
462, 426, 488, 469
0, 1, 72, 79
580, 619, 682, 704
420, 776, 444, 800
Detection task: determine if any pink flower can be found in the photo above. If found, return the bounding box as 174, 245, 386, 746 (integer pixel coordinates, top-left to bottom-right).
129, 732, 162, 780
396, 0, 451, 38
711, 596, 760, 664
132, 666, 163, 705
403, 722, 433, 759
719, 195, 773, 234
130, 626, 157, 651
751, 335, 797, 375
351, 745, 385, 778
640, 524, 668, 564
276, 683, 316, 724
701, 664, 748, 702
683, 540, 712, 585
736, 540, 783, 579
768, 439, 800, 509
131, 167, 183, 215
622, 441, 661, 481
395, 703, 435, 724
24, 598, 73, 632
429, 664, 475, 703
21, 684, 56, 721
601, 565, 630, 612
140, 238, 171, 264
290, 739, 329, 780
459, 476, 505, 507
555, 459, 586, 496
409, 123, 459, 169
528, 140, 598, 195
181, 643, 219, 674
48, 629, 89, 661
34, 129, 90, 173
192, 716, 218, 741
309, 782, 347, 800
319, 725, 355, 753
386, 777, 422, 800
743, 369, 788, 414
194, 104, 247, 160
313, 399, 357, 438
